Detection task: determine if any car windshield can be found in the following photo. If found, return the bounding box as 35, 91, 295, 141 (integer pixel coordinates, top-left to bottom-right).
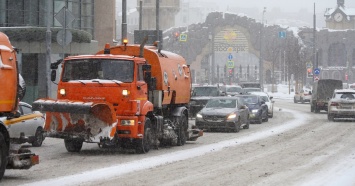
206, 99, 236, 108
62, 59, 134, 82
241, 96, 258, 104
335, 92, 355, 99
193, 87, 219, 96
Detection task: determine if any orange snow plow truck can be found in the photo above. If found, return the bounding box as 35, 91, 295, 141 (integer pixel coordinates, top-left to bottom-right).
0, 32, 39, 180
32, 41, 202, 153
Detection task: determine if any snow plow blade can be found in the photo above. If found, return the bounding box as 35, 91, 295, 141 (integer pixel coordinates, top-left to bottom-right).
32, 99, 117, 140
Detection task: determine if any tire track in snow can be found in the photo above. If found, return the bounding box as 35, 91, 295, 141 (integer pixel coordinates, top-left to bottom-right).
22, 108, 309, 186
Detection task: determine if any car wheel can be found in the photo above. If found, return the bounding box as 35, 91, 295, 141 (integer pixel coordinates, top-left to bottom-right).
256, 116, 262, 124
263, 114, 268, 122
315, 105, 320, 113
328, 114, 335, 121
32, 127, 44, 147
243, 117, 250, 129
269, 111, 274, 118
294, 97, 297, 103
233, 118, 241, 133
64, 138, 84, 152
136, 118, 152, 153
301, 97, 304, 104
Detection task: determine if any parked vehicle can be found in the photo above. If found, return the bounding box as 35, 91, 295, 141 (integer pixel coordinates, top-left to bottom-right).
240, 82, 261, 89
327, 89, 355, 121
190, 85, 221, 117
238, 95, 268, 124
294, 89, 312, 103
0, 32, 39, 180
33, 41, 203, 154
311, 79, 343, 113
249, 91, 274, 118
220, 85, 243, 96
1, 102, 45, 147
195, 97, 250, 132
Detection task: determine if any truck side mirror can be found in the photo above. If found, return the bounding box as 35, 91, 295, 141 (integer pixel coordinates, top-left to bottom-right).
142, 64, 151, 71
51, 70, 56, 81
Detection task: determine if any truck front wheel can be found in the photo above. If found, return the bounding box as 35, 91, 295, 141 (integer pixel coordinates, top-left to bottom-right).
136, 118, 152, 154
0, 132, 8, 180
64, 139, 83, 152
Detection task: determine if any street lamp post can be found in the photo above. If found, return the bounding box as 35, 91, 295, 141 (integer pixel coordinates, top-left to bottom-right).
259, 7, 266, 91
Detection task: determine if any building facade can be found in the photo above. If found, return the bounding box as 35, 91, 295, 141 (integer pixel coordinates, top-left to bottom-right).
325, 0, 355, 30
0, 0, 115, 103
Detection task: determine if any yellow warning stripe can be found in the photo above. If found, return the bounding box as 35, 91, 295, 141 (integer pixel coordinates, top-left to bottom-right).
3, 113, 43, 126
0, 100, 15, 104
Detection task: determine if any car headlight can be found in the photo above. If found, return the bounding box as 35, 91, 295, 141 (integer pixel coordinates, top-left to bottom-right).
196, 113, 203, 118
227, 113, 236, 119
252, 109, 258, 113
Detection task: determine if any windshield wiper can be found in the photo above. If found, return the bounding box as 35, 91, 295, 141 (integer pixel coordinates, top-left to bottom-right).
78, 80, 86, 85
92, 79, 103, 85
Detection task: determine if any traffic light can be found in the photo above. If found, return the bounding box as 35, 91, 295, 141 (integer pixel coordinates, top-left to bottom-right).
173, 32, 179, 41
228, 68, 235, 78
307, 68, 312, 78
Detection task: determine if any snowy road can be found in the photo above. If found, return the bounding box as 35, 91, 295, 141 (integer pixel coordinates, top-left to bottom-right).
2, 99, 355, 186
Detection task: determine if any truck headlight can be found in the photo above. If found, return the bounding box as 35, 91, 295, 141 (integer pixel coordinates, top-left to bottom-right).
121, 120, 135, 126
122, 90, 130, 96
227, 113, 236, 119
59, 89, 66, 96
252, 109, 258, 113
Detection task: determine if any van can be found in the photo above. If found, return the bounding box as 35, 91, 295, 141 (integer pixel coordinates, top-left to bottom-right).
310, 79, 343, 113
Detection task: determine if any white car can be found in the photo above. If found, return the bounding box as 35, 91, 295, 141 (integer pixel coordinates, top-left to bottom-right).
294, 89, 312, 103
249, 91, 274, 118
0, 102, 45, 147
327, 89, 355, 121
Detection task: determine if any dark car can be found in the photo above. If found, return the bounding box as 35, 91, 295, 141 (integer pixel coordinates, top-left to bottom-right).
189, 85, 221, 117
238, 95, 268, 124
195, 97, 250, 132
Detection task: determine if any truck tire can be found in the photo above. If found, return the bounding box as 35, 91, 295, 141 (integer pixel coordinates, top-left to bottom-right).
32, 127, 44, 147
64, 139, 83, 152
176, 115, 188, 146
0, 132, 8, 180
136, 118, 152, 154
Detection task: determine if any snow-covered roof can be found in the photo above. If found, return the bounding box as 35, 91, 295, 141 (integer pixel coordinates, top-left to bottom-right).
324, 6, 355, 16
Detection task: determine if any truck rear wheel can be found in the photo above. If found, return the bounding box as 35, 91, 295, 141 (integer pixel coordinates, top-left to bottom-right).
136, 118, 152, 154
176, 114, 188, 146
64, 139, 83, 152
0, 132, 8, 180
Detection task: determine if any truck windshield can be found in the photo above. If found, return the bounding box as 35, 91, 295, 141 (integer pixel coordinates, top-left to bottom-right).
62, 59, 134, 82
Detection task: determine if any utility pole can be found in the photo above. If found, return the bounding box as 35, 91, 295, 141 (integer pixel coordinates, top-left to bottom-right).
313, 3, 317, 81
121, 0, 127, 44
46, 0, 52, 98
260, 7, 266, 91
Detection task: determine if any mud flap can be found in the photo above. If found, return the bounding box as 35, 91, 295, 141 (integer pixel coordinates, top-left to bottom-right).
32, 99, 117, 140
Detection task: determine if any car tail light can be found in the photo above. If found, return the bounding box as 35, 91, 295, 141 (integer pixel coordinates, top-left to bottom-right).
330, 102, 339, 106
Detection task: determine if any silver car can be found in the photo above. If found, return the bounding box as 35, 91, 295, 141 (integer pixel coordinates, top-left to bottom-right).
328, 89, 355, 121
0, 102, 45, 147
